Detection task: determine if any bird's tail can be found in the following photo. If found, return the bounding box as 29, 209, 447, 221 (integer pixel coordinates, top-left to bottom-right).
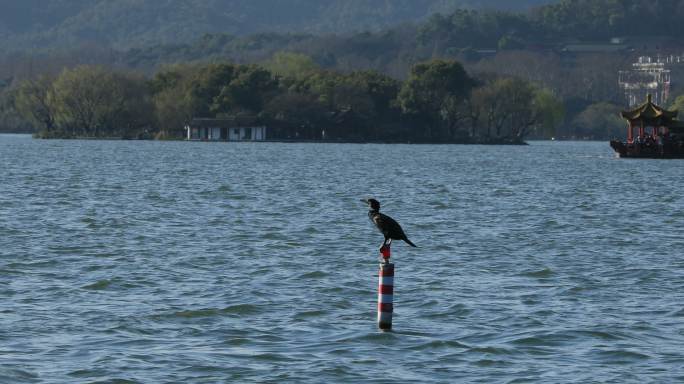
404, 238, 417, 247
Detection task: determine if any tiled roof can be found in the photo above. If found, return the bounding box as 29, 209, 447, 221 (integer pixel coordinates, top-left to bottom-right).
621, 94, 678, 121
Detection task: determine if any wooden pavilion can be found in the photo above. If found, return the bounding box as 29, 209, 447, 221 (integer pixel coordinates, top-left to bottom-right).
610, 94, 684, 158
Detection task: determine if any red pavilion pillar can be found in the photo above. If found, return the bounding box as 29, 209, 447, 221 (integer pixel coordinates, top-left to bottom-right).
628, 121, 633, 143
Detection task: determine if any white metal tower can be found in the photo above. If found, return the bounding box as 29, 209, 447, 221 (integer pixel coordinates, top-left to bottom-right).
618, 56, 671, 106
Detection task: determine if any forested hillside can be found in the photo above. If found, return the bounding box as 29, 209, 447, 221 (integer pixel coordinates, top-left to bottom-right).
0, 0, 552, 51
4, 0, 684, 140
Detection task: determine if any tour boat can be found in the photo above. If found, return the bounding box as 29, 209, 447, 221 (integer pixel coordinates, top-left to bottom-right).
610, 94, 684, 158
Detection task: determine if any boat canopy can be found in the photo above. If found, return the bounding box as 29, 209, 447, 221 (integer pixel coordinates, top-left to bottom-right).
621, 94, 678, 125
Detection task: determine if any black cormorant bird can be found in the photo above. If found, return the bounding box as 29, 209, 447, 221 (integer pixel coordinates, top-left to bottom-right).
362, 198, 417, 250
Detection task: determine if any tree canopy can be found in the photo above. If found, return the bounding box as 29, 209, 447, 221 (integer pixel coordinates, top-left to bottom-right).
11, 58, 563, 143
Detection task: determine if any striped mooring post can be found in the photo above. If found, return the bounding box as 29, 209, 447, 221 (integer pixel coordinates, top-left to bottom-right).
378, 244, 394, 330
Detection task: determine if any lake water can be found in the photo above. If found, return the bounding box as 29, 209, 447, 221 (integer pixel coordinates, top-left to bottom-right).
1, 134, 684, 383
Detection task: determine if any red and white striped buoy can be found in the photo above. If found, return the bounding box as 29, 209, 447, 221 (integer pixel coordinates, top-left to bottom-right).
378, 244, 394, 330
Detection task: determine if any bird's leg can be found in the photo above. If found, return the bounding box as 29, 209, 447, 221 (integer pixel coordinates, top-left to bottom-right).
379, 237, 391, 261
380, 236, 390, 251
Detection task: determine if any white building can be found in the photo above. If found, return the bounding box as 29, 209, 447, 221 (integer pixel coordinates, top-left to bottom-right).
185, 117, 267, 141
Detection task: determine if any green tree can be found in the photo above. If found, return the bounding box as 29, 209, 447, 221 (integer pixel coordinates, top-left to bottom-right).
49, 66, 152, 137
188, 63, 238, 117
398, 59, 474, 139
109, 73, 155, 138
346, 70, 400, 117
262, 92, 330, 139
343, 70, 401, 139
153, 86, 195, 137
669, 94, 684, 114
0, 87, 32, 133
497, 35, 525, 50
151, 64, 206, 135
571, 102, 624, 139
211, 65, 278, 114
470, 76, 537, 140
263, 52, 319, 80
14, 75, 58, 135
533, 88, 565, 138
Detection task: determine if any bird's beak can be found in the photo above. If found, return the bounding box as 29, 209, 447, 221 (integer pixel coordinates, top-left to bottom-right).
360, 198, 368, 204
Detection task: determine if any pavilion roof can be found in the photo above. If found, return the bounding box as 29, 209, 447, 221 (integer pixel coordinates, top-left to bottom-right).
621, 94, 678, 122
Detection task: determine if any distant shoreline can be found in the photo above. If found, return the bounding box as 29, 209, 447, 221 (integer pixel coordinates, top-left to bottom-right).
1, 133, 611, 143
21, 133, 528, 145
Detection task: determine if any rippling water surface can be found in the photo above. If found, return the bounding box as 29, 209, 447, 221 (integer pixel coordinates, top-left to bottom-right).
2, 134, 684, 383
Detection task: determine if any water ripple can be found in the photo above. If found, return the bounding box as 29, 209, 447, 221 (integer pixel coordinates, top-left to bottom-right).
1, 136, 684, 382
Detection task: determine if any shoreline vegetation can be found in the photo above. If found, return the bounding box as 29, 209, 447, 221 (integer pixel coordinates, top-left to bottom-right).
26, 132, 528, 145
5, 2, 684, 142
7, 1, 678, 141
12, 58, 559, 143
